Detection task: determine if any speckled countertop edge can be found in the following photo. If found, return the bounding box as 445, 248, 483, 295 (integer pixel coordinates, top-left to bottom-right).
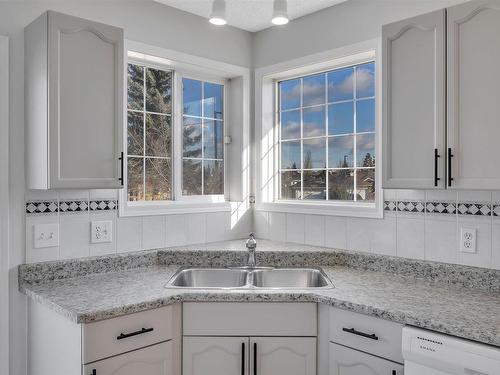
18, 240, 500, 347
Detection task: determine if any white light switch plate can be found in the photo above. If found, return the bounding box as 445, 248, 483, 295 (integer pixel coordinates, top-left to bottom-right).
460, 227, 476, 253
91, 220, 112, 243
34, 223, 59, 248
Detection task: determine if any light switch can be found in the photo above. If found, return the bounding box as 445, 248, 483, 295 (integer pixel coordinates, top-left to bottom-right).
34, 223, 59, 248
91, 220, 112, 243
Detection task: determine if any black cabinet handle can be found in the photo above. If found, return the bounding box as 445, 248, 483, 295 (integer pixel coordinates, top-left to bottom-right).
241, 342, 245, 375
342, 327, 379, 340
447, 147, 453, 187
116, 327, 153, 340
392, 371, 396, 375
253, 342, 257, 375
434, 148, 440, 187
118, 152, 124, 186
90, 370, 96, 375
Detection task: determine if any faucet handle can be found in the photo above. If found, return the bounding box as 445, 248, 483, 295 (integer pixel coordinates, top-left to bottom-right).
246, 233, 257, 249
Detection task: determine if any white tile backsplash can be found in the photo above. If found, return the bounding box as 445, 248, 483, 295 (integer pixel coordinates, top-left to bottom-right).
117, 216, 142, 253
286, 213, 305, 244
59, 213, 90, 260
370, 216, 396, 256
425, 216, 457, 263
324, 216, 347, 249
142, 216, 166, 250
268, 212, 286, 242
24, 187, 500, 269
397, 216, 425, 260
304, 215, 325, 247
346, 217, 371, 252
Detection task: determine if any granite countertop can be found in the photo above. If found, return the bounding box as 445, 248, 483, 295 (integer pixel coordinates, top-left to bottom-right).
19, 240, 500, 348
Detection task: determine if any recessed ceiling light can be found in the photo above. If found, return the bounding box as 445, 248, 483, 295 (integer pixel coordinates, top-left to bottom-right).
209, 0, 227, 26
272, 0, 289, 25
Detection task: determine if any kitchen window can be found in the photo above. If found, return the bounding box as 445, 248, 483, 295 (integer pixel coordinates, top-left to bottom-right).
278, 61, 376, 203
125, 60, 226, 210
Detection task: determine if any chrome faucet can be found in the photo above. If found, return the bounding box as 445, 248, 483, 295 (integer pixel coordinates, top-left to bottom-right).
245, 233, 257, 267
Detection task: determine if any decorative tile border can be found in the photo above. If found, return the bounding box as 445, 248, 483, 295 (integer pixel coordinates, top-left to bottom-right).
384, 200, 493, 216
59, 200, 89, 213
26, 199, 117, 215
89, 200, 117, 211
26, 201, 59, 214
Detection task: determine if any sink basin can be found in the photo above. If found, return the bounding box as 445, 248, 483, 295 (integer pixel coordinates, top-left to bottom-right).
168, 268, 248, 288
252, 268, 331, 288
166, 267, 333, 289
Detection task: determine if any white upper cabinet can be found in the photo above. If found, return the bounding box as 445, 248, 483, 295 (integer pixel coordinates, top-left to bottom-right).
447, 0, 500, 189
25, 11, 124, 189
382, 9, 446, 189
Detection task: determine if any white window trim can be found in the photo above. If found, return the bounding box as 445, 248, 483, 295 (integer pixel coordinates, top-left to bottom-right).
0, 35, 9, 375
120, 40, 250, 217
254, 38, 383, 218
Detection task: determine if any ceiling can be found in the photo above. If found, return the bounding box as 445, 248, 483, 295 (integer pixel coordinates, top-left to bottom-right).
154, 0, 348, 32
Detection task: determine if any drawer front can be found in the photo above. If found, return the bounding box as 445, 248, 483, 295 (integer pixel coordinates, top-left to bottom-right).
329, 342, 404, 375
183, 302, 317, 336
83, 340, 174, 375
329, 308, 403, 363
83, 304, 181, 364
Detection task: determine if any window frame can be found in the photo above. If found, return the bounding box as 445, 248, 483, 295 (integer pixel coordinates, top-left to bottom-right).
255, 39, 383, 218
277, 60, 376, 203
120, 45, 236, 217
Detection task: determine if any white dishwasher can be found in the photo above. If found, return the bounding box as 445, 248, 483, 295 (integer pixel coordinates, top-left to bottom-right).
402, 327, 500, 375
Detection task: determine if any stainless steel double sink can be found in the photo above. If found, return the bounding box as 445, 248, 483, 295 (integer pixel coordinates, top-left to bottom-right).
166, 267, 334, 289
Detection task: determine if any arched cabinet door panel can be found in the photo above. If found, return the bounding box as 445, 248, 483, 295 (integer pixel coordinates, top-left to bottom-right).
83, 341, 174, 375
250, 337, 316, 375
382, 9, 446, 189
25, 11, 124, 189
329, 343, 403, 375
447, 0, 500, 189
183, 336, 249, 375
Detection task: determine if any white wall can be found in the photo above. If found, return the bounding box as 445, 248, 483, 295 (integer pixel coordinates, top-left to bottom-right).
252, 0, 465, 68
1, 1, 252, 374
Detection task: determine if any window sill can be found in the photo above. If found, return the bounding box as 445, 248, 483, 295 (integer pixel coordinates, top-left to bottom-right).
118, 200, 232, 217
255, 201, 383, 219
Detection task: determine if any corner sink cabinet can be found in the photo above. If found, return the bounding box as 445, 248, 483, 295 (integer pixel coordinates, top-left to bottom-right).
28, 300, 405, 375
182, 303, 317, 375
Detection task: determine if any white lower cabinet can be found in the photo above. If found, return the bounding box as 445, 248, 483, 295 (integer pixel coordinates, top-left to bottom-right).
183, 336, 316, 375
183, 337, 248, 375
83, 341, 174, 375
252, 337, 316, 375
329, 343, 403, 375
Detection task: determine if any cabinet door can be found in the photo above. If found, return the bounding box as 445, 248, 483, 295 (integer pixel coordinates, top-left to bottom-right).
251, 337, 316, 375
183, 337, 249, 375
447, 0, 500, 189
329, 343, 403, 375
48, 11, 124, 188
83, 341, 174, 375
382, 9, 446, 189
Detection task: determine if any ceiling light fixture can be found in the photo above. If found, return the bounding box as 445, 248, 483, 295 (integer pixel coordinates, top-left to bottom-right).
272, 0, 289, 25
209, 0, 227, 26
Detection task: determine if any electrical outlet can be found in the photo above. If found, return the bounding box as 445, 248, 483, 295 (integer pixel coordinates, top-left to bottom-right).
460, 227, 476, 253
91, 221, 112, 243
34, 223, 59, 248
